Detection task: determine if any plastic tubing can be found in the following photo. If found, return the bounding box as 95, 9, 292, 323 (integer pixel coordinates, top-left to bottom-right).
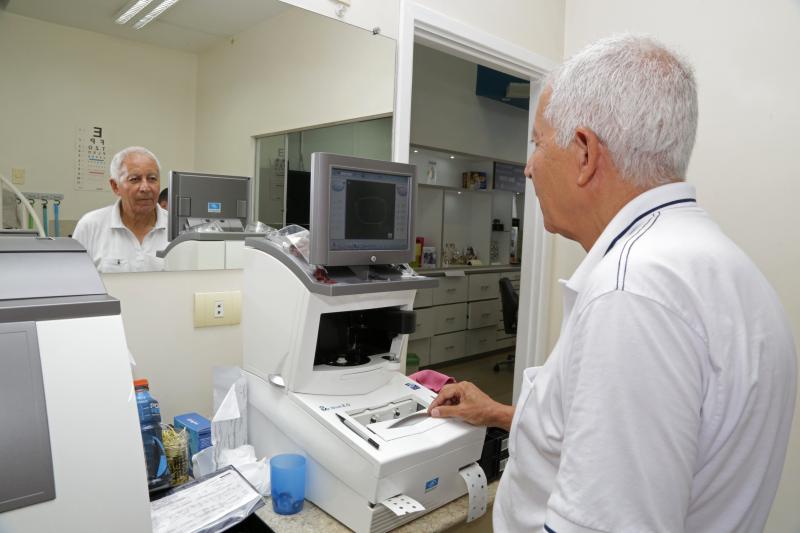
54, 201, 61, 237
42, 201, 49, 237
0, 173, 46, 237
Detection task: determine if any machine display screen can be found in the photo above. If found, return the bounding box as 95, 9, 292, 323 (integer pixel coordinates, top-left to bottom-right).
328, 167, 410, 252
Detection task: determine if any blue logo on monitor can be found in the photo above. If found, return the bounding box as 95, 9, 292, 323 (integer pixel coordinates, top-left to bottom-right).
207, 202, 222, 213
425, 478, 439, 492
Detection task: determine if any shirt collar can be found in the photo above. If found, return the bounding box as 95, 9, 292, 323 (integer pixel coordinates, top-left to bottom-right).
109, 198, 168, 231
565, 181, 697, 295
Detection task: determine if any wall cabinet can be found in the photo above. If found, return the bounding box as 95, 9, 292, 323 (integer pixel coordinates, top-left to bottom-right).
408, 269, 521, 367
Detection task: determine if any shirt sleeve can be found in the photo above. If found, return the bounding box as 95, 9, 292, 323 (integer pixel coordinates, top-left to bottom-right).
71, 216, 98, 266
545, 290, 707, 533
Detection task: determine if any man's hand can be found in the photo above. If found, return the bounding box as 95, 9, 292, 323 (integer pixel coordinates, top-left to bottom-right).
427, 381, 515, 431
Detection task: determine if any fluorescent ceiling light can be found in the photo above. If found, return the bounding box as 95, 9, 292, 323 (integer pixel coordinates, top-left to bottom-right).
115, 0, 154, 24
133, 0, 181, 29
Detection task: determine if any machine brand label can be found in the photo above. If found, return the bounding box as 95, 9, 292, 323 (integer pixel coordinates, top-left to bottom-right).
404, 383, 421, 390
318, 402, 351, 412
425, 477, 439, 492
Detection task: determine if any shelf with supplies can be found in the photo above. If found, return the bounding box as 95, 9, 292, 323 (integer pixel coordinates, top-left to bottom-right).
408, 268, 521, 367
410, 145, 526, 270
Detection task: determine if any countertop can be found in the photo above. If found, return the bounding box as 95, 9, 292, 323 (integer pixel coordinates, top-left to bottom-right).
254, 480, 498, 532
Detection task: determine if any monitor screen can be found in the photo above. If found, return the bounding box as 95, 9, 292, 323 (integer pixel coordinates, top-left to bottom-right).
309, 153, 416, 267
168, 172, 251, 241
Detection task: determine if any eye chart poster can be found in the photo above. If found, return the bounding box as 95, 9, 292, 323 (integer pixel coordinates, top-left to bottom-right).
75, 125, 110, 191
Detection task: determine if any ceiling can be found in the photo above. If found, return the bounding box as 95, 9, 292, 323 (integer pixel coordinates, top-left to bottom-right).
4, 0, 290, 53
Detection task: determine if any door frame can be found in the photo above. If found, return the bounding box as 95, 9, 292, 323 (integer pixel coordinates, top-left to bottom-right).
392, 1, 558, 401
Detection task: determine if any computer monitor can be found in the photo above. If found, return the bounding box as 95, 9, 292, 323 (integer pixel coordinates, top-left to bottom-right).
168, 172, 251, 241
309, 153, 416, 267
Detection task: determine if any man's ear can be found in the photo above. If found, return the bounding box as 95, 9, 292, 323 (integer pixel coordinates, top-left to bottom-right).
109, 178, 120, 196
574, 127, 600, 187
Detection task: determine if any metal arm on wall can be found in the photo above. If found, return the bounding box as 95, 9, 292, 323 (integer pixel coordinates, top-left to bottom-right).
0, 173, 46, 237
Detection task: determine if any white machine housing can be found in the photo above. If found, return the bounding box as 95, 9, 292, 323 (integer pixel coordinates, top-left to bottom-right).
0, 237, 151, 533
242, 239, 486, 533
158, 232, 257, 270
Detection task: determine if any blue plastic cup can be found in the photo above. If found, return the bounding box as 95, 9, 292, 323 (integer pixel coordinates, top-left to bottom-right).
270, 454, 306, 515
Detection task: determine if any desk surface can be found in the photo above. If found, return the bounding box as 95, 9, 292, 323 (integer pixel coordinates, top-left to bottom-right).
255, 480, 499, 532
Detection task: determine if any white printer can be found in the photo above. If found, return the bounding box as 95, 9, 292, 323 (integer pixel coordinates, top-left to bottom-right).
242, 154, 487, 533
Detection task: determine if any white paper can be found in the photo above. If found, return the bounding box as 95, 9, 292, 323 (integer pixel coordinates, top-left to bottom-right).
150, 469, 260, 533
212, 368, 248, 465
380, 494, 425, 516
459, 462, 488, 522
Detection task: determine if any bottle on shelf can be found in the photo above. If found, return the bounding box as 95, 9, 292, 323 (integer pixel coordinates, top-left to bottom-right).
134, 378, 171, 492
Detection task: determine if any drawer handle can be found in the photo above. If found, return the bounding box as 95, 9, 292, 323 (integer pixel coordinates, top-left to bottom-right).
478, 339, 487, 343
445, 317, 455, 321
445, 345, 454, 350
446, 288, 456, 293
481, 285, 489, 290
481, 312, 491, 317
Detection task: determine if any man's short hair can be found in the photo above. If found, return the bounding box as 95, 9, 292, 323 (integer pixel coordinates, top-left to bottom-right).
158, 188, 168, 205
543, 34, 698, 188
109, 146, 161, 184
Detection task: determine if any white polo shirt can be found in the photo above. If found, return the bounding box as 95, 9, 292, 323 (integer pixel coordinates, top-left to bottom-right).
494, 182, 796, 532
72, 199, 168, 273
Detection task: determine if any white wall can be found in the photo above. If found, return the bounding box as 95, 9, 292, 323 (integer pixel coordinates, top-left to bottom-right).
193, 7, 396, 178
103, 270, 243, 423
410, 44, 529, 163
557, 1, 800, 530
0, 12, 197, 228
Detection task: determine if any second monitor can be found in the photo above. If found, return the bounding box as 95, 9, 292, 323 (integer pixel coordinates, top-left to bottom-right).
308, 153, 416, 267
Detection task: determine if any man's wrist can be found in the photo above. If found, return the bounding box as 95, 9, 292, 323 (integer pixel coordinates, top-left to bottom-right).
488, 402, 515, 431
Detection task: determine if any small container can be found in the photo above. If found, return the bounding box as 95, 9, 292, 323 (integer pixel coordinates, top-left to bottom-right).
162, 425, 189, 486
270, 454, 306, 515
406, 353, 420, 375
134, 379, 171, 492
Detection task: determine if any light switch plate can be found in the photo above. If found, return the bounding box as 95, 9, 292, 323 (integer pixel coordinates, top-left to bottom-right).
194, 291, 241, 327
11, 168, 25, 185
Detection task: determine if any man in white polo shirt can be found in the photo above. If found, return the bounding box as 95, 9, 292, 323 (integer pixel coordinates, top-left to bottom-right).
73, 146, 168, 273
428, 34, 796, 532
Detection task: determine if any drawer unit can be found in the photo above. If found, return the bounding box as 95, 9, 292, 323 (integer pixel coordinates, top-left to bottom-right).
413, 287, 434, 309
466, 326, 497, 356
495, 336, 516, 349
430, 331, 466, 365
468, 273, 500, 301
409, 308, 435, 340
407, 337, 431, 367
467, 300, 498, 329
432, 276, 467, 305
434, 303, 467, 334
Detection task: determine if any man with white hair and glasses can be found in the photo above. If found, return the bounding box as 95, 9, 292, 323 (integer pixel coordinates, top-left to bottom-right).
73, 146, 168, 272
428, 34, 796, 532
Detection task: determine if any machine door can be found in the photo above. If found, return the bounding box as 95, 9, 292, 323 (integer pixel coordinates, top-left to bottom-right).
0, 322, 55, 513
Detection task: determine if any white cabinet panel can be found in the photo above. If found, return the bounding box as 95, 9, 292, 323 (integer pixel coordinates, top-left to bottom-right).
409, 308, 435, 340
430, 332, 466, 365
408, 338, 431, 367
434, 303, 467, 334
468, 273, 500, 301
467, 300, 498, 329
432, 277, 467, 305
413, 288, 434, 309
466, 327, 497, 356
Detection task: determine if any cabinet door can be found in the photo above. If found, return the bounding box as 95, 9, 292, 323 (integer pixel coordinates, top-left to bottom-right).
434, 303, 467, 335
409, 308, 435, 340
468, 300, 498, 329
468, 273, 500, 301
430, 331, 466, 364
413, 288, 434, 309
466, 327, 497, 356
432, 277, 468, 305
408, 338, 431, 367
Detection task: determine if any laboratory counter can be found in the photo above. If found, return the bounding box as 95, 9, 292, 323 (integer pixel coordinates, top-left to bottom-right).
254, 480, 499, 532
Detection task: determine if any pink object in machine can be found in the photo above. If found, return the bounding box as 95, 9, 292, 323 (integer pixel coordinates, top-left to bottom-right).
409, 369, 456, 393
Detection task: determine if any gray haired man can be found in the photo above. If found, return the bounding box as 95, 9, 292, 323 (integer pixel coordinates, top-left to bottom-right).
428, 34, 796, 532
73, 146, 168, 272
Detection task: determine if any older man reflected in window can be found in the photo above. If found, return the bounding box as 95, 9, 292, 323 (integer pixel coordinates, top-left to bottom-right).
73, 146, 168, 272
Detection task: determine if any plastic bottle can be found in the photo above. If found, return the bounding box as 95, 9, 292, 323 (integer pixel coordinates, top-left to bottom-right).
134, 378, 171, 491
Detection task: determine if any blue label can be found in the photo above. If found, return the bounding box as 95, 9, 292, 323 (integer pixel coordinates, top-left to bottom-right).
405, 382, 421, 390
208, 202, 222, 213
425, 477, 439, 492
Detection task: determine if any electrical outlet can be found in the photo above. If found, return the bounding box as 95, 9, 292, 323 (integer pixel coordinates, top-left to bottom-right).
11, 168, 25, 185
194, 291, 241, 327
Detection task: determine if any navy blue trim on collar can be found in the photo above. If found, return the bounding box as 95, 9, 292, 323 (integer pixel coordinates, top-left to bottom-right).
604, 198, 696, 257
544, 524, 558, 533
